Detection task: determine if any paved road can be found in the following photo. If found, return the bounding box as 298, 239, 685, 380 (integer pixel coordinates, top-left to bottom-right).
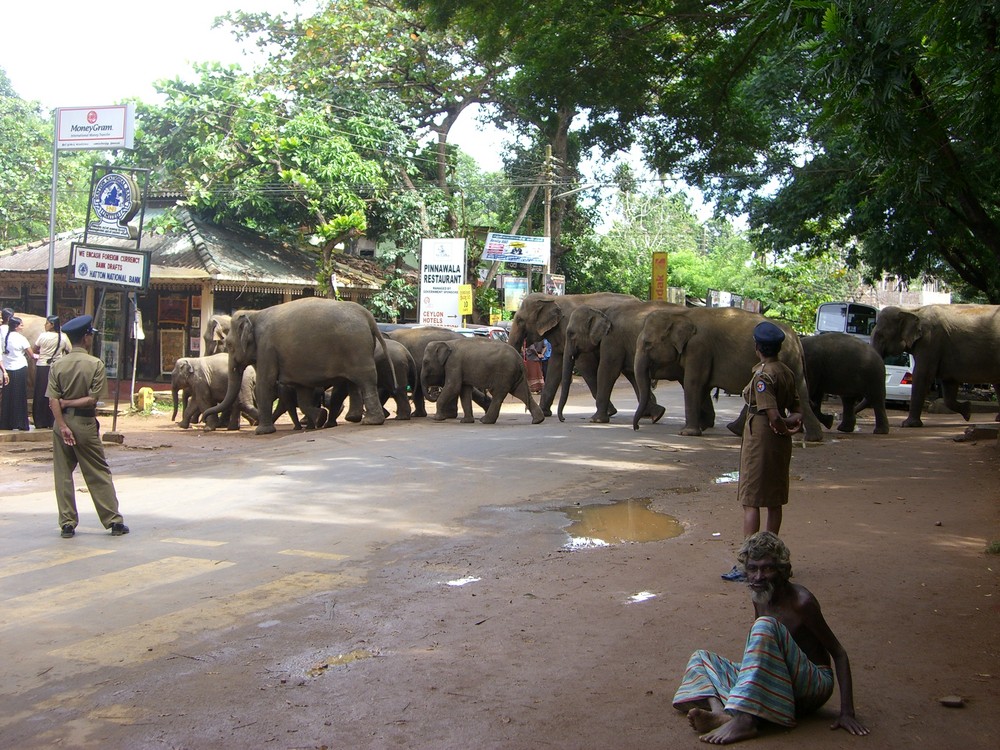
1, 381, 749, 739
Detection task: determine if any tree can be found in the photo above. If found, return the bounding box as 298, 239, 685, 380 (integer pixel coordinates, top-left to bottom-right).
0, 69, 94, 246
122, 63, 403, 294
411, 1, 1000, 301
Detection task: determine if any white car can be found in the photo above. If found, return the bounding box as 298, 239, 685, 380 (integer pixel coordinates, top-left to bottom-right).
884, 353, 915, 404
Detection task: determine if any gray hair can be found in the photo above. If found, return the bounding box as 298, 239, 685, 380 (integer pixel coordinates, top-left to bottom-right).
737, 531, 792, 578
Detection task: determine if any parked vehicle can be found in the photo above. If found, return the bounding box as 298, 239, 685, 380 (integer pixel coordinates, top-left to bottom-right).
884, 352, 915, 404
815, 301, 879, 341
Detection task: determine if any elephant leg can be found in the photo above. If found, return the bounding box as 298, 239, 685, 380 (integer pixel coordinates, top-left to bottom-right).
254, 375, 277, 435
179, 398, 201, 430
391, 381, 411, 420
810, 397, 835, 430
679, 382, 709, 436
345, 384, 364, 423
480, 386, 507, 424
837, 397, 858, 432
358, 381, 387, 426
871, 394, 890, 435
461, 385, 478, 423
939, 380, 971, 421
434, 381, 461, 421
410, 376, 428, 418
514, 381, 545, 424
699, 392, 716, 430
297, 386, 328, 430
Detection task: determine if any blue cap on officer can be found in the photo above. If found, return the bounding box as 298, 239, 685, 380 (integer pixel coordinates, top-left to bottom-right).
62, 314, 96, 340
753, 321, 785, 345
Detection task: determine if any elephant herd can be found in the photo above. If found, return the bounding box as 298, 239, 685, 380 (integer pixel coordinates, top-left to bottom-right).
172, 295, 1000, 438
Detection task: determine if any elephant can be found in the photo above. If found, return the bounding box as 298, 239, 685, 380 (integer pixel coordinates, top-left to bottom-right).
632, 307, 824, 442
202, 314, 232, 356
508, 292, 638, 416
203, 297, 391, 434
326, 338, 415, 424
556, 300, 684, 424
801, 333, 890, 434
870, 304, 1000, 426
171, 353, 258, 430
386, 326, 490, 418
421, 337, 545, 424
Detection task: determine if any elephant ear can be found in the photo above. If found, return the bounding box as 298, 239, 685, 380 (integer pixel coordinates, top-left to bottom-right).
585, 309, 612, 347
235, 314, 256, 359
668, 318, 697, 356
899, 311, 922, 350
534, 300, 561, 337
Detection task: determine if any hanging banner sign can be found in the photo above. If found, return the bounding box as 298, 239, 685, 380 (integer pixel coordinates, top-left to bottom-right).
651, 251, 668, 301
419, 238, 466, 326
56, 104, 135, 150
69, 243, 151, 292
87, 171, 142, 239
483, 232, 551, 266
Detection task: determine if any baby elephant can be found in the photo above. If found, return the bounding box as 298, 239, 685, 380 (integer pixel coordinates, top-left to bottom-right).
421, 337, 545, 424
801, 332, 889, 434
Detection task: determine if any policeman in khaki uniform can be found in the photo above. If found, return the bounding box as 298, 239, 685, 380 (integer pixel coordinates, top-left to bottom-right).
722, 321, 801, 582
46, 315, 129, 538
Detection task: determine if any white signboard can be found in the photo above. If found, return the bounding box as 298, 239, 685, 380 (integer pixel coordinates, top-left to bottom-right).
483, 232, 551, 266
419, 238, 466, 327
70, 243, 150, 291
56, 104, 135, 150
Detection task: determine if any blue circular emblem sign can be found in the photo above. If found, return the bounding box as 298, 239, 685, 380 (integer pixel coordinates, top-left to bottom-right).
91, 172, 139, 225
756, 380, 767, 392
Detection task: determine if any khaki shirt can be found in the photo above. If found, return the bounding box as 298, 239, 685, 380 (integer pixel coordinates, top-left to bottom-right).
46, 347, 106, 402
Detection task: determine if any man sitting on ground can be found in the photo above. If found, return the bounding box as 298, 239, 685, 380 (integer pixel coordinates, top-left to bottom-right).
672, 532, 869, 744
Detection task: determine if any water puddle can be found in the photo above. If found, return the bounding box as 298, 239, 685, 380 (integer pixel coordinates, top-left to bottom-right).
307, 649, 375, 676
446, 576, 481, 587
715, 471, 740, 484
560, 499, 684, 547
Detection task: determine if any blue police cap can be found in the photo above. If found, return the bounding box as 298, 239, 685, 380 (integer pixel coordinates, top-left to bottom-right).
753, 321, 785, 345
62, 314, 96, 338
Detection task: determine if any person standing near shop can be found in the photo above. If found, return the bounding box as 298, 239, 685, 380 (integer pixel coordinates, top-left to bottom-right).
1, 316, 36, 431
47, 314, 129, 538
32, 315, 71, 429
722, 321, 802, 582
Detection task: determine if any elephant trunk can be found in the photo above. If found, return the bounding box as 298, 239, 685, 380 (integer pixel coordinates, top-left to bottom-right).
171, 378, 181, 421
556, 340, 577, 422
508, 320, 526, 353
204, 356, 243, 420
632, 345, 652, 431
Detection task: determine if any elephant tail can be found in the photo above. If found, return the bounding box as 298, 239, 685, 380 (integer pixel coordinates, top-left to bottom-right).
370, 318, 398, 394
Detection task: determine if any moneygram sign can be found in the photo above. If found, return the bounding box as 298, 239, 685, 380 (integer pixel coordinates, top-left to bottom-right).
70, 243, 150, 292
56, 105, 135, 150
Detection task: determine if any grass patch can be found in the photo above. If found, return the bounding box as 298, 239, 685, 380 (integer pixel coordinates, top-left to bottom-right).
987, 540, 1000, 555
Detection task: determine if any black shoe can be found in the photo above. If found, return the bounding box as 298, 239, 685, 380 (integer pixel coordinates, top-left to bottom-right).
110, 522, 130, 536
721, 565, 747, 582
60, 524, 75, 538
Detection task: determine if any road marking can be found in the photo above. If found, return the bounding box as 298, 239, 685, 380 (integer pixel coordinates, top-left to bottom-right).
0, 547, 115, 580
278, 549, 350, 561
49, 571, 361, 665
160, 538, 228, 547
0, 557, 234, 630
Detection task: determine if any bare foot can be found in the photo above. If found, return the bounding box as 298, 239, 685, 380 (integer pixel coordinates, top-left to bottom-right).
700, 711, 758, 744
688, 707, 730, 733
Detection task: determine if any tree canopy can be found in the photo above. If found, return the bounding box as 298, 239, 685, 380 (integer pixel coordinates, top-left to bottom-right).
410, 0, 1000, 301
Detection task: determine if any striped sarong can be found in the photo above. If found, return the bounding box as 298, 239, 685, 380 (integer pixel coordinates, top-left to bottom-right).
672, 616, 834, 727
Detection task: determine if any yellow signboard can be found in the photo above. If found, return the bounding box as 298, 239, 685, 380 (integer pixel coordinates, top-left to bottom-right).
651, 251, 668, 301
458, 284, 473, 315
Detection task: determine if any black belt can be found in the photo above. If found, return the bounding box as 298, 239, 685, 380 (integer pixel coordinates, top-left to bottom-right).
63, 407, 97, 417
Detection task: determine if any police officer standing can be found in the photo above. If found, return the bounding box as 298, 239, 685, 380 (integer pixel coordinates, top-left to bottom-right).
722, 321, 801, 581
46, 315, 129, 539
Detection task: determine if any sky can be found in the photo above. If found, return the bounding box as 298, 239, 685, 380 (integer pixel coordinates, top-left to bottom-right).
2, 0, 506, 170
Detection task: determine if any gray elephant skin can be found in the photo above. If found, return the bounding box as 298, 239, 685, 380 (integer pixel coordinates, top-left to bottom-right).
801, 333, 889, 434
421, 337, 545, 424
326, 338, 415, 424
871, 304, 1000, 426
171, 353, 258, 430
556, 300, 682, 424
202, 314, 232, 356
632, 307, 824, 442
508, 292, 638, 416
386, 326, 490, 418
204, 297, 391, 434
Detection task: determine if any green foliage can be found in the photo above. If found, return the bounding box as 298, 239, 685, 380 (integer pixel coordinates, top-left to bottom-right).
0, 69, 94, 246
364, 266, 417, 322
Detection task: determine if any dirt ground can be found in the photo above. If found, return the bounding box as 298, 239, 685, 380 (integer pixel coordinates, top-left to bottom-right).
2, 397, 999, 749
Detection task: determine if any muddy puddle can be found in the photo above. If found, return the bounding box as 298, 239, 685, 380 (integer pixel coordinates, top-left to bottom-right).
560, 499, 683, 548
